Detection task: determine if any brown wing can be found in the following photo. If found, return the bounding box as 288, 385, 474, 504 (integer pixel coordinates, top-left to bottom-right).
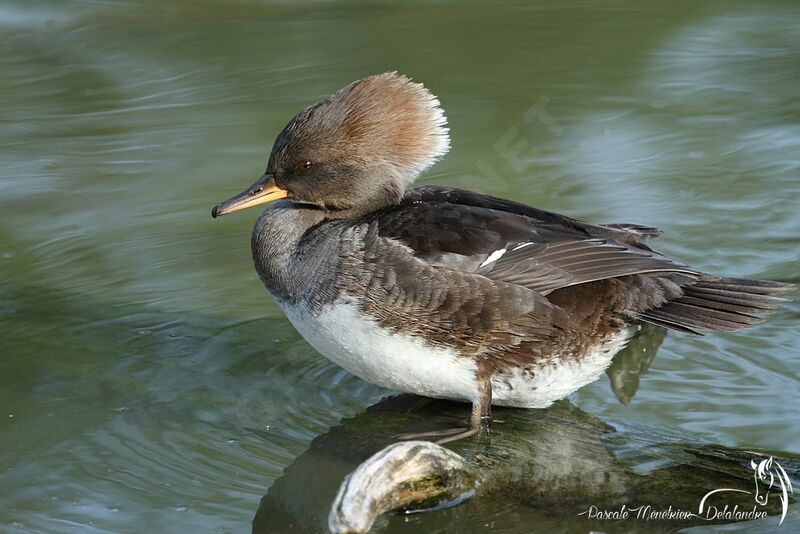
475, 238, 700, 295
372, 191, 698, 295
404, 186, 662, 245
367, 187, 792, 337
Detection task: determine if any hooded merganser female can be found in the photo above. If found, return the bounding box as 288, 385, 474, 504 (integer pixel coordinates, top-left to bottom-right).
212, 73, 793, 443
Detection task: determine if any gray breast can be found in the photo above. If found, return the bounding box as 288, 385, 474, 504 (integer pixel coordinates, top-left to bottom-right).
251, 201, 348, 310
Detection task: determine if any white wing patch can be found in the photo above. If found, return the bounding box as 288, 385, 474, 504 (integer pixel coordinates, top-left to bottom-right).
479, 248, 507, 268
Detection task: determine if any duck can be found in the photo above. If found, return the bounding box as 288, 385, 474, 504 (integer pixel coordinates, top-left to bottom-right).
212, 72, 793, 443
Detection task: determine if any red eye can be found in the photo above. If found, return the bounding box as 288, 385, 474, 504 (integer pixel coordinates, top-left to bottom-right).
296, 160, 313, 173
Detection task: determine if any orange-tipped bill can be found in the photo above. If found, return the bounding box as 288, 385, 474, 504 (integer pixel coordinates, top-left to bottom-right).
211, 173, 288, 218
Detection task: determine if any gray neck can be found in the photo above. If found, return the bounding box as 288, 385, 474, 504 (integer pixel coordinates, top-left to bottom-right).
251, 201, 344, 308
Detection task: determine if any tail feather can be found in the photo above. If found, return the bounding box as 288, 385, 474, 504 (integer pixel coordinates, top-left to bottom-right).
695, 277, 794, 295
682, 286, 787, 311
678, 295, 778, 315
640, 276, 794, 335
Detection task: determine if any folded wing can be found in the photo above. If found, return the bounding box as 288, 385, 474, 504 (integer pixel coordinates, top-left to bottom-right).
369, 186, 793, 336
475, 238, 698, 295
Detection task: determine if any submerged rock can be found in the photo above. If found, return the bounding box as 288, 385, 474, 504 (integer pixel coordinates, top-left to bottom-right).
329, 441, 476, 533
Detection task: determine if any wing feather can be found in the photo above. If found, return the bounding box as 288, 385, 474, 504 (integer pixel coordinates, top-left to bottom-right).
360, 186, 792, 339
476, 239, 699, 294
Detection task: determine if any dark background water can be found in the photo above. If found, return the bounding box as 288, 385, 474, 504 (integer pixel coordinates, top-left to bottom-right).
1, 0, 798, 532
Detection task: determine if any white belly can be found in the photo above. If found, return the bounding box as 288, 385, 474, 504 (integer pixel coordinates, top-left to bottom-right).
490, 327, 635, 408
282, 300, 481, 402
282, 300, 633, 408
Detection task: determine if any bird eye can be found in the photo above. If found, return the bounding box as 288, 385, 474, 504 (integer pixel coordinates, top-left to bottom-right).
295, 160, 313, 173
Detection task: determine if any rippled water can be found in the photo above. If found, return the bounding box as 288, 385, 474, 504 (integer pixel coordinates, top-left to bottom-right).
1, 0, 798, 532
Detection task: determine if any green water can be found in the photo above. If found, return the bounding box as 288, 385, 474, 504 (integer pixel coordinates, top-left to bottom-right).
1, 0, 798, 532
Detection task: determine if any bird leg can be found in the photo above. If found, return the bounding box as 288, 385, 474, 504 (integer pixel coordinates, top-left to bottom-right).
436, 380, 492, 444
395, 379, 493, 445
